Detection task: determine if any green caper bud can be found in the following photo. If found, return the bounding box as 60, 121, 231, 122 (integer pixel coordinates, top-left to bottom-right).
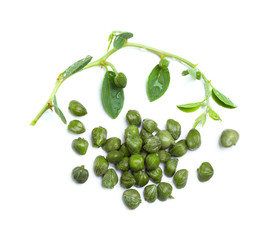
159, 58, 170, 68
147, 166, 163, 183
93, 156, 109, 176
157, 182, 174, 201
102, 137, 121, 152
182, 69, 189, 76
158, 150, 171, 163
133, 171, 149, 187
122, 189, 141, 210
220, 129, 239, 147
72, 137, 89, 155
129, 154, 145, 172
197, 162, 214, 182
139, 150, 148, 159
106, 150, 124, 164
143, 184, 158, 203
143, 136, 162, 153
126, 110, 141, 126
102, 169, 118, 189
173, 169, 188, 189
186, 128, 201, 150
169, 140, 187, 157
68, 100, 87, 116
114, 72, 127, 88
72, 165, 89, 184
124, 125, 140, 140
142, 119, 158, 133
164, 158, 178, 177
68, 120, 86, 134
91, 126, 107, 148
196, 71, 202, 80
119, 143, 131, 157
126, 136, 143, 154
116, 157, 130, 171
156, 130, 175, 149
145, 153, 160, 171
120, 171, 136, 188
140, 128, 153, 143
166, 119, 181, 140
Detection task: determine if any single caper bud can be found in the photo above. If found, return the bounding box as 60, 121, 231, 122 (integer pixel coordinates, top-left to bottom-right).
143, 184, 158, 203
220, 129, 239, 147
139, 150, 148, 159
94, 156, 109, 176
68, 120, 86, 134
126, 110, 141, 126
116, 157, 130, 171
158, 150, 171, 163
147, 166, 163, 183
140, 128, 153, 144
102, 169, 118, 189
106, 150, 124, 164
196, 71, 202, 80
142, 119, 158, 133
126, 136, 143, 154
157, 182, 174, 201
145, 153, 160, 171
68, 100, 87, 116
114, 72, 127, 88
129, 154, 145, 172
122, 189, 141, 210
72, 137, 89, 155
169, 139, 187, 157
159, 58, 170, 68
164, 158, 178, 177
72, 165, 89, 184
133, 171, 149, 187
102, 137, 121, 152
124, 125, 140, 140
186, 128, 201, 150
120, 171, 136, 188
173, 169, 188, 189
143, 136, 162, 153
166, 119, 181, 140
91, 126, 107, 148
182, 69, 189, 76
197, 162, 214, 182
119, 143, 131, 157
156, 130, 175, 149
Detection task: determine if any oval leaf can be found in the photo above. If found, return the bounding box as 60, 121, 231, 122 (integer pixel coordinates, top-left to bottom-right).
147, 64, 170, 102
177, 102, 201, 113
208, 108, 222, 121
212, 88, 237, 108
53, 96, 67, 124
113, 32, 133, 50
62, 55, 92, 80
102, 71, 124, 119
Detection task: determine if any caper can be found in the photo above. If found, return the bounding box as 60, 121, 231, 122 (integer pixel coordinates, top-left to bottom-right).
173, 169, 188, 189
182, 69, 189, 76
68, 100, 87, 116
166, 119, 181, 140
133, 171, 149, 187
102, 137, 121, 152
72, 165, 89, 184
139, 150, 148, 159
106, 150, 124, 164
145, 153, 160, 171
197, 162, 214, 182
157, 150, 171, 163
119, 143, 131, 157
156, 130, 175, 149
196, 71, 202, 80
94, 156, 109, 176
68, 120, 86, 134
143, 184, 158, 203
126, 136, 143, 154
142, 119, 158, 133
159, 58, 170, 68
126, 110, 141, 126
91, 126, 107, 148
164, 158, 178, 177
124, 125, 140, 140
169, 139, 187, 157
143, 136, 162, 153
129, 154, 145, 172
122, 189, 141, 210
72, 137, 89, 155
120, 171, 136, 188
116, 157, 130, 171
140, 128, 153, 143
147, 166, 163, 183
186, 128, 201, 150
220, 129, 239, 147
157, 182, 174, 201
102, 169, 118, 189
114, 72, 127, 88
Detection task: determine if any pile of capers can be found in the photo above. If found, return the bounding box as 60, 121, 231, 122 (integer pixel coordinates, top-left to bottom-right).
67, 101, 239, 210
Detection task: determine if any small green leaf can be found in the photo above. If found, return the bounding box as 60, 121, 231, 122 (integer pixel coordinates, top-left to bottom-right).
102, 71, 124, 119
53, 96, 67, 124
147, 64, 170, 102
177, 102, 201, 113
113, 32, 133, 50
62, 55, 92, 80
194, 113, 207, 128
212, 88, 237, 108
188, 68, 197, 80
208, 108, 222, 121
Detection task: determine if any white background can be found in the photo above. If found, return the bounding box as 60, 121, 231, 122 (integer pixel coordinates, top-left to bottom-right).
1, 0, 270, 239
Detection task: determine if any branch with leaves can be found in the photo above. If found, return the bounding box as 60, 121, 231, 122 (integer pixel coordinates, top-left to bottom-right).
30, 31, 237, 127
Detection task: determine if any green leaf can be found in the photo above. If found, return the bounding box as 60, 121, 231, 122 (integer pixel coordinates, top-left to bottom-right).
147, 64, 170, 102
53, 96, 67, 124
102, 71, 124, 119
113, 32, 133, 50
62, 55, 92, 80
194, 113, 207, 128
212, 88, 237, 108
208, 108, 222, 121
188, 68, 197, 80
177, 102, 201, 113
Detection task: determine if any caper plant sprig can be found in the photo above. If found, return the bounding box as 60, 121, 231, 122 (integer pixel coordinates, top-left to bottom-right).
30, 31, 237, 127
